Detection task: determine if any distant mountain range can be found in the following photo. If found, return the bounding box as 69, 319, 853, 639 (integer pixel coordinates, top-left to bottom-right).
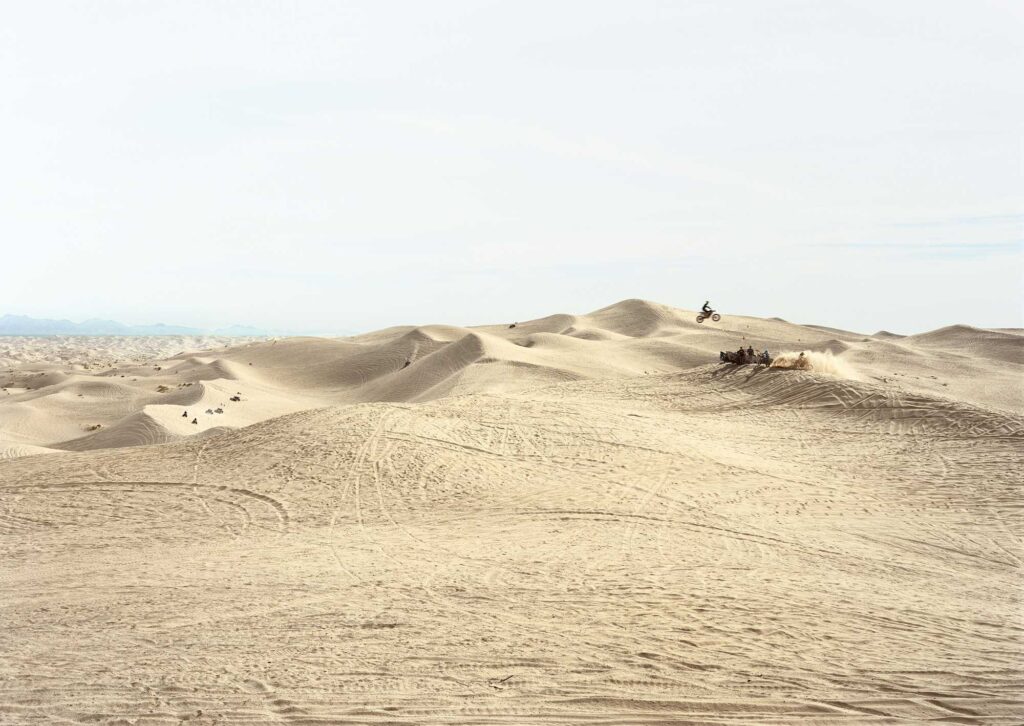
0, 314, 274, 337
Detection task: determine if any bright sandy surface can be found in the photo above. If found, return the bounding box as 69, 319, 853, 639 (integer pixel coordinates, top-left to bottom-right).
1, 300, 1021, 724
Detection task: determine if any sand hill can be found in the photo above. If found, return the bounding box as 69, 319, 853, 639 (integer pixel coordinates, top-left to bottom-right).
2, 300, 1020, 458
1, 300, 1021, 723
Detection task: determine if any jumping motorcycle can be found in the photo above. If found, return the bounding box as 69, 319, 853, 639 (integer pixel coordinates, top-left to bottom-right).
696, 309, 721, 323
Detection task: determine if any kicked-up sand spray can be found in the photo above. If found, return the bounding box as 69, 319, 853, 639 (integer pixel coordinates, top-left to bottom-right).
770, 350, 860, 379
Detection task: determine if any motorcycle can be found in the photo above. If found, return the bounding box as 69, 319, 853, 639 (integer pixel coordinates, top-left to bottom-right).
696, 309, 721, 324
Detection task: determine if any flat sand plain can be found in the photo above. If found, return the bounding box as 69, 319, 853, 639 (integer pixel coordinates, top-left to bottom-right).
1, 300, 1021, 724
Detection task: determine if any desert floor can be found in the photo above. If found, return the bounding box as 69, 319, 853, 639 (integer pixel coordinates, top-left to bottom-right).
1, 300, 1021, 724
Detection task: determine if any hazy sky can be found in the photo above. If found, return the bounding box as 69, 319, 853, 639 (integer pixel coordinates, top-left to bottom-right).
2, 1, 1021, 334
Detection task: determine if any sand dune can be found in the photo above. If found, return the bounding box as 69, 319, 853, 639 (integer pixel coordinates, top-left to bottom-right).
1, 300, 1021, 723
4, 299, 1019, 456
906, 324, 1024, 364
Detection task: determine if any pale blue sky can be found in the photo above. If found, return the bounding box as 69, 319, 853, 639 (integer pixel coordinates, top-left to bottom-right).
1, 1, 1021, 334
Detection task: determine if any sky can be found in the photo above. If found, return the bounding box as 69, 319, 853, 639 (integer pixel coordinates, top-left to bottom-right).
1, 0, 1021, 335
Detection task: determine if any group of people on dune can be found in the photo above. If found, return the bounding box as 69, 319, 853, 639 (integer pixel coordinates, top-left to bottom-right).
720, 346, 772, 365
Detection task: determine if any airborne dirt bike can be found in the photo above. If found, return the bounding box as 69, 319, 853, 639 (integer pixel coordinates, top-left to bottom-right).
696, 309, 721, 324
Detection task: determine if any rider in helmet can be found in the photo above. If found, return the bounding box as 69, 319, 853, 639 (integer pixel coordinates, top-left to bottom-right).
702, 301, 713, 315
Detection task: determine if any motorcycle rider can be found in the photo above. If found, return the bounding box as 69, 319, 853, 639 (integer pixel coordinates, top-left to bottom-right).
702, 301, 713, 315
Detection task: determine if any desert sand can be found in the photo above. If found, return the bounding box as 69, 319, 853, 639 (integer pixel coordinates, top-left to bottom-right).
1, 299, 1021, 724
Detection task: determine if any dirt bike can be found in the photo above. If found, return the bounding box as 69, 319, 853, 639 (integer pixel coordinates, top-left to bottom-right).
696, 309, 721, 323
